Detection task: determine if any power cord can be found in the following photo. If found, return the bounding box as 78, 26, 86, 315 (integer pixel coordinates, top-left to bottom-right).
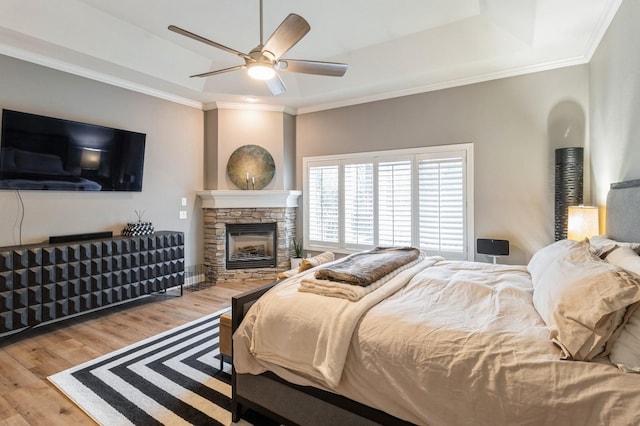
14, 189, 24, 245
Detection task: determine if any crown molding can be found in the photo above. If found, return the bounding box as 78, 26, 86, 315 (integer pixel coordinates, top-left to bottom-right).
0, 45, 203, 110
211, 101, 296, 115
296, 56, 590, 115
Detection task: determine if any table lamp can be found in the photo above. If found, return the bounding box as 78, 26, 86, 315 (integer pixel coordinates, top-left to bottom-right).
567, 205, 599, 241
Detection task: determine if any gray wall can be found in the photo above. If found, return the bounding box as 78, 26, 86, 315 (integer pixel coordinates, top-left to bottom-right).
203, 108, 296, 191
297, 66, 589, 263
0, 39, 600, 267
0, 55, 205, 266
204, 109, 218, 190
589, 0, 640, 207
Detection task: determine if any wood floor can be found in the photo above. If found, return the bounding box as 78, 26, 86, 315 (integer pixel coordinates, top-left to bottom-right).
0, 280, 269, 426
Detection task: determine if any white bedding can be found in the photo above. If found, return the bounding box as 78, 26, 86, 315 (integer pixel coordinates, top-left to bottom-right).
248, 256, 440, 387
234, 259, 640, 425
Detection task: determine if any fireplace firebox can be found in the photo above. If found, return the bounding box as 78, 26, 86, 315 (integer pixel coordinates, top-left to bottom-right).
226, 222, 277, 270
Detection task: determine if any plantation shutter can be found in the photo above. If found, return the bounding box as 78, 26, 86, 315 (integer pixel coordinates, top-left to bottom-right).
303, 144, 473, 259
307, 164, 340, 244
378, 160, 412, 247
418, 154, 465, 258
344, 163, 374, 246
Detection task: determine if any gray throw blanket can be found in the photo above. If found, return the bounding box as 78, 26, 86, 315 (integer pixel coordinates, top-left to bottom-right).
314, 246, 421, 286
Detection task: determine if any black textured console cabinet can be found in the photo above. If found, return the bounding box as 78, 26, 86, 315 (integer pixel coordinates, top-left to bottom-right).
0, 231, 184, 335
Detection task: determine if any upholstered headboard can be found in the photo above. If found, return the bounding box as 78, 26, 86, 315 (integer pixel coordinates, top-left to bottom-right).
606, 179, 640, 242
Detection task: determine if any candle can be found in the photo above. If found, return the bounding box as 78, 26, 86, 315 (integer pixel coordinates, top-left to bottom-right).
246, 172, 249, 181
252, 176, 255, 184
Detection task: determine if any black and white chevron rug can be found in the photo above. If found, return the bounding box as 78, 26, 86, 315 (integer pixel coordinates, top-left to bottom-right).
48, 308, 251, 426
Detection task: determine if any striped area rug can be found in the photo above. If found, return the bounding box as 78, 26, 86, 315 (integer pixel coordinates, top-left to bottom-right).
48, 308, 250, 426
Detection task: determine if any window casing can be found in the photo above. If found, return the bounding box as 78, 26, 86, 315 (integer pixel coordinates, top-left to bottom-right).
303, 144, 474, 260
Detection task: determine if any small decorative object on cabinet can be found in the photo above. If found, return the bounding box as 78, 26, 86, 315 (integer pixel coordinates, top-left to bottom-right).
122, 209, 154, 236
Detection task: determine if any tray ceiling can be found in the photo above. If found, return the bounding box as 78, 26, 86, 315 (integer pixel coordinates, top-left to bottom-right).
0, 0, 622, 113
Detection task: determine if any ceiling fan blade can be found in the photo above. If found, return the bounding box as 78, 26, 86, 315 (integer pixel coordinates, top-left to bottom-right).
262, 14, 310, 60
277, 59, 348, 77
265, 73, 287, 96
190, 65, 246, 78
168, 25, 251, 61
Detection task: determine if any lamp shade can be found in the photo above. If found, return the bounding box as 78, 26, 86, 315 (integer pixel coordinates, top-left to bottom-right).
567, 205, 599, 241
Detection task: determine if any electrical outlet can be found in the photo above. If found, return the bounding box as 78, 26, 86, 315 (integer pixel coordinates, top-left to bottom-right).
181, 197, 187, 206
179, 210, 187, 220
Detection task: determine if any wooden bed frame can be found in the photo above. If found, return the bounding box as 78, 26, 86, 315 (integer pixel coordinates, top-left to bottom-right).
230, 179, 640, 425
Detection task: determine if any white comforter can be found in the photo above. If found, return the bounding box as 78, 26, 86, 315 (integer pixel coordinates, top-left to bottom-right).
248, 256, 441, 387
234, 260, 640, 425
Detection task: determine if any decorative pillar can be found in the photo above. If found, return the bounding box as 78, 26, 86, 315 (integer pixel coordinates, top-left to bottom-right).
555, 147, 584, 241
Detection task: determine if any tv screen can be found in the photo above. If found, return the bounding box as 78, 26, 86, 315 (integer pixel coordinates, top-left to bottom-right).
0, 109, 146, 191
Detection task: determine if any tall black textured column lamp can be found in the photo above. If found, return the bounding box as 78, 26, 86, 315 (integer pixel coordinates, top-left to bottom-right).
555, 147, 584, 241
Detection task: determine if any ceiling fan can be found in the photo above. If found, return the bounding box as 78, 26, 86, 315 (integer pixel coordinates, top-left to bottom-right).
168, 0, 348, 96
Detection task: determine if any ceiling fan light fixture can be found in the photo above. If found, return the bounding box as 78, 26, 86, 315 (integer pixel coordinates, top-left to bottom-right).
247, 62, 275, 80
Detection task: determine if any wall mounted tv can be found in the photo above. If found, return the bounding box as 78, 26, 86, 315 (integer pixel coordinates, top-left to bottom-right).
0, 109, 146, 191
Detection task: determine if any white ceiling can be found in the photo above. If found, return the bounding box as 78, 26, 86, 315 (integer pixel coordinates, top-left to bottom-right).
0, 0, 622, 114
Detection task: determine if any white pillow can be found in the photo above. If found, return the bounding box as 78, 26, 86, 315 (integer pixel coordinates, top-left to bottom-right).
609, 308, 640, 372
589, 235, 640, 259
607, 246, 640, 276
607, 247, 640, 372
528, 239, 640, 361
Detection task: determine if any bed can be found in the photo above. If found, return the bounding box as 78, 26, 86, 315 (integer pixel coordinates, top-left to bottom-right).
231, 179, 640, 425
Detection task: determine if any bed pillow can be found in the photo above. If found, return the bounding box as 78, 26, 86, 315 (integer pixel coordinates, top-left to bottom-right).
528, 239, 640, 361
607, 246, 640, 276
277, 268, 298, 280
606, 247, 640, 372
589, 235, 640, 259
298, 251, 335, 272
609, 308, 640, 372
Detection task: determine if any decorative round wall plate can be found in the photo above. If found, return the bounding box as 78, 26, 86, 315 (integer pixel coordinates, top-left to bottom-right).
227, 144, 275, 190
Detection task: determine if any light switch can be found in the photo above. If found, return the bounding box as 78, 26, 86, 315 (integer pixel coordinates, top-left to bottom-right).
179, 210, 187, 219
181, 197, 187, 206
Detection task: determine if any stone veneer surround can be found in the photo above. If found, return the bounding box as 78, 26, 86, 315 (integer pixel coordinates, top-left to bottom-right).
198, 191, 301, 282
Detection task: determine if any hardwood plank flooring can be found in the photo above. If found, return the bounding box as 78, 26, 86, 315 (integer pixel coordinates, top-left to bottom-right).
0, 280, 269, 426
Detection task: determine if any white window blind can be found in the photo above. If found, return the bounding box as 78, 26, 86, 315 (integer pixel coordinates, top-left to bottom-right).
378, 160, 412, 246
303, 144, 473, 259
344, 163, 374, 246
418, 156, 465, 258
307, 165, 339, 243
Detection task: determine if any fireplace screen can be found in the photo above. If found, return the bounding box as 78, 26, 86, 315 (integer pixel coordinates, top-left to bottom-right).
226, 222, 277, 269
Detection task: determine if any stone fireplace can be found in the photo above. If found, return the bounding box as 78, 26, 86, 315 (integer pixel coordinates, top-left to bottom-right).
197, 190, 301, 282
225, 222, 277, 270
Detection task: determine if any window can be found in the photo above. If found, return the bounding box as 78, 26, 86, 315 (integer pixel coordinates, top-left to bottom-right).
303, 144, 474, 260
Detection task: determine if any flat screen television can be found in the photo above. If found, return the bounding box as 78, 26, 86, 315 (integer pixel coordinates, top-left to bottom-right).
0, 109, 146, 191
